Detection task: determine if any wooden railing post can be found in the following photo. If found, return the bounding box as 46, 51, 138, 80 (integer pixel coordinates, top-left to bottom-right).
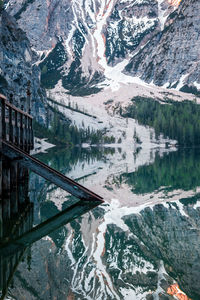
15, 110, 19, 147
27, 117, 31, 151
1, 97, 6, 141
0, 94, 34, 152
9, 106, 13, 143
30, 118, 34, 149
9, 94, 14, 144
26, 116, 29, 151
20, 106, 24, 149
24, 115, 28, 151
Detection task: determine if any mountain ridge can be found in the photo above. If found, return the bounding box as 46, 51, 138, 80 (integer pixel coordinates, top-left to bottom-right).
125, 0, 200, 92
5, 0, 199, 96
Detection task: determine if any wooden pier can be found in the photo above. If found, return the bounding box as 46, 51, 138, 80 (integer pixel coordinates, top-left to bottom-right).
0, 93, 103, 202
0, 94, 34, 153
0, 91, 103, 298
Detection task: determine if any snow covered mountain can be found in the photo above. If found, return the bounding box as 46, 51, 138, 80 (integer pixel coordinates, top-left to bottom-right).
125, 0, 200, 92
5, 0, 200, 96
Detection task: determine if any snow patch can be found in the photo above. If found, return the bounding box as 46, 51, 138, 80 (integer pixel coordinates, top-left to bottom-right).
194, 81, 200, 90
31, 138, 55, 155
175, 73, 189, 90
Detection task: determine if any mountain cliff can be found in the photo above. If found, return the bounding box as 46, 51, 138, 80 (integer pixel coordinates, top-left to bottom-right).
5, 0, 200, 96
125, 0, 200, 93
0, 11, 47, 124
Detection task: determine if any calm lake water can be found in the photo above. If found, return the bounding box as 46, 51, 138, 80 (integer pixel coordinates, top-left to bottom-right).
3, 146, 200, 300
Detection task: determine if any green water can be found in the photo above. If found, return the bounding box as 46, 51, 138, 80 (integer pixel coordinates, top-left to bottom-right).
2, 146, 200, 300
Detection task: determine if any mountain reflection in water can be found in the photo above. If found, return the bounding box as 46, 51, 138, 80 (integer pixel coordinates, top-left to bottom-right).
0, 153, 101, 300
3, 147, 200, 300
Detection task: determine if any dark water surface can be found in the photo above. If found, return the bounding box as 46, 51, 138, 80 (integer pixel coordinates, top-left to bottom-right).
2, 146, 200, 300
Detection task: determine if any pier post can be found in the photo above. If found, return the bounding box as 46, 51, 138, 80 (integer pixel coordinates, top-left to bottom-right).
27, 116, 29, 151
15, 110, 19, 147
24, 115, 28, 151
30, 118, 34, 149
0, 154, 2, 240
9, 94, 14, 144
9, 106, 13, 143
2, 157, 11, 235
18, 165, 29, 207
20, 106, 24, 149
10, 161, 18, 215
1, 97, 6, 142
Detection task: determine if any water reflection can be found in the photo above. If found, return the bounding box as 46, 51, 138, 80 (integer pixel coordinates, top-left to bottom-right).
123, 202, 200, 300
3, 147, 200, 299
122, 148, 200, 194
0, 154, 101, 300
34, 146, 116, 174
0, 155, 33, 299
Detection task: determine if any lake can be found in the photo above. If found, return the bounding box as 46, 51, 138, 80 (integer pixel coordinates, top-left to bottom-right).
2, 146, 200, 300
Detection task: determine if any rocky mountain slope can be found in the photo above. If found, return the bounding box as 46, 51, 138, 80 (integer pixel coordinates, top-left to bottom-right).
1, 0, 200, 145
125, 0, 200, 92
0, 11, 47, 124
5, 0, 200, 96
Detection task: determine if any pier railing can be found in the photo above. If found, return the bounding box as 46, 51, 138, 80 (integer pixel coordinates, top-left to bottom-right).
0, 93, 103, 202
0, 94, 34, 153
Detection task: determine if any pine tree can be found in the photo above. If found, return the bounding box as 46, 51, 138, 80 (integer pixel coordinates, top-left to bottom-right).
0, 0, 4, 11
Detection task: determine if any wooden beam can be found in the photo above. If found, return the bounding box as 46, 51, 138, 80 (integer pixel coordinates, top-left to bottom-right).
2, 141, 103, 202
0, 200, 100, 257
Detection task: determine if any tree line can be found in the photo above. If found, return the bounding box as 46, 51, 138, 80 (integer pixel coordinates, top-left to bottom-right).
33, 108, 116, 147
122, 96, 200, 146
